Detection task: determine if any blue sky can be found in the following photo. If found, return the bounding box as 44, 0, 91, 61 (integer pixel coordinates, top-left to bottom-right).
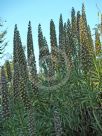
0, 0, 102, 66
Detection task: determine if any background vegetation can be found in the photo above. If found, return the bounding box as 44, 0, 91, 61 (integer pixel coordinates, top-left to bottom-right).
0, 3, 102, 136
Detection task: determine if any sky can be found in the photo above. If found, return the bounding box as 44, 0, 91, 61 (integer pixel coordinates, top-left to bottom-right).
0, 0, 102, 66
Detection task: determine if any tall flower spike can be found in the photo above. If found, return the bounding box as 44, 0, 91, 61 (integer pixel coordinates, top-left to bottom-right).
14, 26, 31, 110
13, 62, 20, 100
71, 7, 77, 37
82, 3, 87, 28
38, 24, 52, 75
79, 16, 93, 74
95, 29, 102, 56
13, 24, 18, 65
27, 108, 36, 136
59, 14, 64, 50
27, 21, 38, 93
19, 64, 31, 110
5, 60, 12, 82
53, 105, 63, 136
27, 21, 37, 80
1, 66, 10, 119
50, 19, 59, 72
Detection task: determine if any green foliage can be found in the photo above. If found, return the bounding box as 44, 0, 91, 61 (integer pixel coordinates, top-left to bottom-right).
1, 3, 102, 136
